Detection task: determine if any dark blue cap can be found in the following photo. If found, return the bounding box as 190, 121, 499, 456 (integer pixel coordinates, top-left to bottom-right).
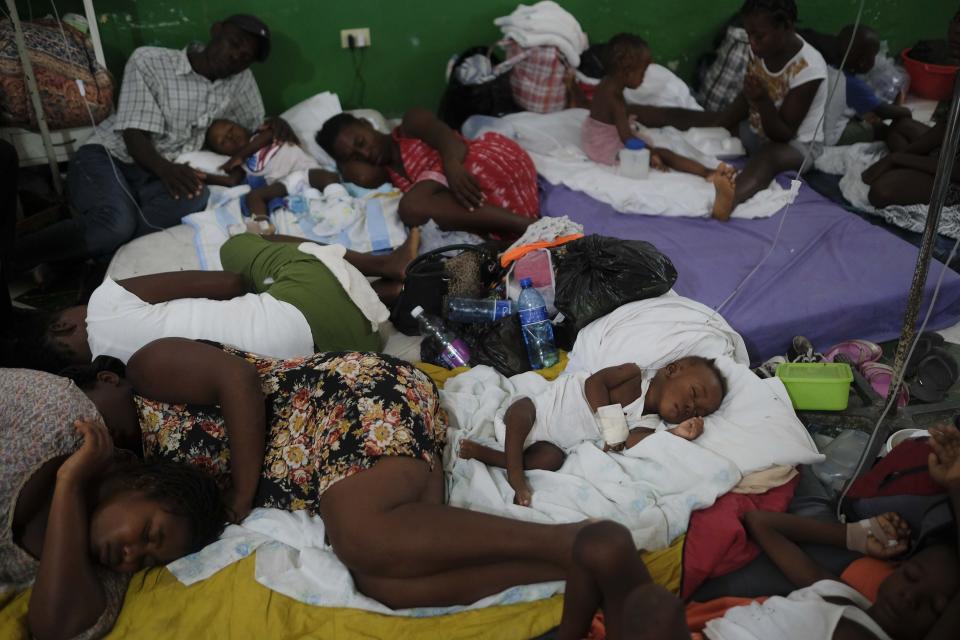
625, 137, 646, 150
520, 277, 533, 288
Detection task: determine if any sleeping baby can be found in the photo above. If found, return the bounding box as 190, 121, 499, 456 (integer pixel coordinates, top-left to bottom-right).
198, 118, 319, 187
458, 356, 727, 506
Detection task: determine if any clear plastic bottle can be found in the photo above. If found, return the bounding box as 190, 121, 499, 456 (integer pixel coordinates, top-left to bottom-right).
517, 278, 559, 370
447, 297, 516, 323
618, 137, 650, 179
411, 305, 471, 369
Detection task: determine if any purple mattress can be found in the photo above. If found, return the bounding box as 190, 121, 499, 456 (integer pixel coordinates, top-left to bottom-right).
540, 178, 960, 363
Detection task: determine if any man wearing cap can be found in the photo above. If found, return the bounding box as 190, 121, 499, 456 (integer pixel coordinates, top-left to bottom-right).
14, 14, 292, 277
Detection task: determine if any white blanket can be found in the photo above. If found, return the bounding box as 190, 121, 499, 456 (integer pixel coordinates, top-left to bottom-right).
815, 142, 960, 239
494, 109, 796, 219
495, 1, 588, 67
442, 366, 742, 553
181, 183, 408, 270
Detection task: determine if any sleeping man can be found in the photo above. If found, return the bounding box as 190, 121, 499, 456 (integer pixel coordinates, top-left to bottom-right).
459, 356, 728, 506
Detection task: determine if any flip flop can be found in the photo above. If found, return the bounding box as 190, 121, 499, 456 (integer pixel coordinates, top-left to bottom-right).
861, 362, 910, 408
823, 339, 883, 368
905, 332, 946, 379
909, 347, 959, 403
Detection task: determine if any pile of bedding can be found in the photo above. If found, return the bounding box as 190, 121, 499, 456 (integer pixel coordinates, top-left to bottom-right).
815, 142, 960, 239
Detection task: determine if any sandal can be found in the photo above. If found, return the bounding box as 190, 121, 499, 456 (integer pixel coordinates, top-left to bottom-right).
861, 362, 910, 408
908, 347, 959, 403
905, 332, 946, 379
823, 339, 883, 368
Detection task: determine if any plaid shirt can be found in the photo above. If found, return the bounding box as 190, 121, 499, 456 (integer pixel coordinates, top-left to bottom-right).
507, 41, 568, 113
696, 26, 751, 113
88, 45, 264, 163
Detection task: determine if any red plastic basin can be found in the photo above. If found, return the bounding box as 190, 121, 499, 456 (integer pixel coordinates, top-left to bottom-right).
902, 47, 959, 100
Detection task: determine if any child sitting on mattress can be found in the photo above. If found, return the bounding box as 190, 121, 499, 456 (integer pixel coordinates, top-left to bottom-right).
459, 356, 727, 507
198, 118, 319, 187
582, 33, 738, 219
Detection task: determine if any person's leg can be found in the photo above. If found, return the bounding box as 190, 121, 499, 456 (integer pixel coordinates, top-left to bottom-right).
129, 166, 209, 235
319, 456, 588, 580
398, 181, 532, 236
733, 142, 804, 208
14, 145, 139, 270
459, 440, 566, 471
620, 584, 692, 640
883, 118, 931, 152
867, 168, 935, 207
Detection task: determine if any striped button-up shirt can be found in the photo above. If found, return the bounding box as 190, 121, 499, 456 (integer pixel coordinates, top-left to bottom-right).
88, 44, 264, 163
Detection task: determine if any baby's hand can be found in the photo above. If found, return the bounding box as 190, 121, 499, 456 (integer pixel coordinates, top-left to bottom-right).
863, 512, 911, 559
650, 152, 666, 171
668, 416, 704, 441
513, 485, 533, 507
220, 155, 245, 172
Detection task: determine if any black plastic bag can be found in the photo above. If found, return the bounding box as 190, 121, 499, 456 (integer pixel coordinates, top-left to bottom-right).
551, 236, 677, 346
438, 46, 520, 131
420, 314, 531, 378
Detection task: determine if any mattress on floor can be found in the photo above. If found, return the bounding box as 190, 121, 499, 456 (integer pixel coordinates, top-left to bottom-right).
540, 177, 960, 363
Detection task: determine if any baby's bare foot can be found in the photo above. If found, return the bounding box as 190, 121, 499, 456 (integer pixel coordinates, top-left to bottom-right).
383, 227, 421, 281
458, 438, 482, 460
709, 171, 736, 221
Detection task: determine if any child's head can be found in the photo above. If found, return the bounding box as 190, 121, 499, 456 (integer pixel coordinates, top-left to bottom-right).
654, 356, 727, 424
871, 544, 959, 639
206, 118, 251, 156
602, 33, 652, 89
340, 159, 384, 188
837, 24, 880, 75
740, 0, 798, 60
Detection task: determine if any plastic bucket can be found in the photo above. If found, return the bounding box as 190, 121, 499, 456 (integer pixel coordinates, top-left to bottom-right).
902, 48, 959, 100
776, 362, 853, 411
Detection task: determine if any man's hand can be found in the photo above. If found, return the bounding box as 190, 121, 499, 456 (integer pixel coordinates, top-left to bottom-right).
929, 424, 960, 492
57, 420, 114, 484
261, 117, 298, 145
667, 416, 704, 441
157, 161, 204, 199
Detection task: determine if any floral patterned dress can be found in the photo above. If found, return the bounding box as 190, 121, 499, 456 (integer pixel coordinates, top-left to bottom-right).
136, 346, 448, 514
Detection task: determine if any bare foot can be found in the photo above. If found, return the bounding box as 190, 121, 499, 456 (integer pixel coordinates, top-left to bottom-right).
382, 227, 421, 281
708, 171, 736, 221
513, 484, 533, 507
716, 162, 737, 180
458, 438, 483, 460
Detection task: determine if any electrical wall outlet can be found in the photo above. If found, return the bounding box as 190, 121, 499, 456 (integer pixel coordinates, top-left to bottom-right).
340, 28, 371, 49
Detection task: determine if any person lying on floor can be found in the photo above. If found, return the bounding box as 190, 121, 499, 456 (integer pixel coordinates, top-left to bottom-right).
627, 0, 827, 212
582, 33, 737, 219
7, 231, 420, 373
12, 14, 294, 283
459, 356, 727, 507
198, 117, 319, 187
316, 108, 539, 239
798, 24, 915, 147
572, 422, 960, 640
1, 368, 227, 640
860, 10, 960, 208
44, 340, 656, 638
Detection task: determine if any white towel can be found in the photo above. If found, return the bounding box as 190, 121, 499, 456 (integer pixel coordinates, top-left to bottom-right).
297, 242, 390, 331
495, 1, 588, 67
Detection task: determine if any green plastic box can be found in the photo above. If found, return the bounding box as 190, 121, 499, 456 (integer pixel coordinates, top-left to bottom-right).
775, 362, 853, 410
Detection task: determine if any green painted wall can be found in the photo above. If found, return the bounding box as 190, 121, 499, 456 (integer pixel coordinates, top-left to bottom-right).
33, 1, 958, 116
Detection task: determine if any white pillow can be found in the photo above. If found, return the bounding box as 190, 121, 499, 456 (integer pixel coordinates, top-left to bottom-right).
567, 295, 823, 475
175, 150, 230, 175
280, 92, 343, 169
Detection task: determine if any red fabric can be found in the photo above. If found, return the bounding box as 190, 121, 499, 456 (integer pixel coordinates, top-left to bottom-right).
507, 41, 568, 113
386, 128, 540, 219
681, 477, 799, 599
847, 438, 944, 499
841, 557, 895, 603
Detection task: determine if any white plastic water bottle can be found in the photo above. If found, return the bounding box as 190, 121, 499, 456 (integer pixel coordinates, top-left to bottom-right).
447, 297, 516, 323
517, 278, 559, 370
411, 306, 471, 368
618, 137, 650, 179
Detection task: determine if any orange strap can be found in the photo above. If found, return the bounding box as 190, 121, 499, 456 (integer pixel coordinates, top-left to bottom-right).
499, 233, 584, 267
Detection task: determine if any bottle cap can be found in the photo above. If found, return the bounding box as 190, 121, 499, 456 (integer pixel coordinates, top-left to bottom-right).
519, 277, 533, 288
410, 306, 424, 318
625, 137, 646, 150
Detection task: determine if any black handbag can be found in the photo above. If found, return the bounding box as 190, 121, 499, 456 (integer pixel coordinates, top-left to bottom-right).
390, 243, 503, 336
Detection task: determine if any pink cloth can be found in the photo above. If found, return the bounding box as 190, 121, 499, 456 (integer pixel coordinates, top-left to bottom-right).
581, 116, 624, 165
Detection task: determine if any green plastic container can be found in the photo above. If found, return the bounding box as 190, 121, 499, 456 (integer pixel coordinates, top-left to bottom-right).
776, 362, 853, 410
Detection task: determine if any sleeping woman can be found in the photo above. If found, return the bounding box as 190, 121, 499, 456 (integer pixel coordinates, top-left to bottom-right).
8, 338, 663, 639
315, 108, 539, 239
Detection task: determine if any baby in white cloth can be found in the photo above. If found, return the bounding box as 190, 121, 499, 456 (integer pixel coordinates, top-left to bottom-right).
199, 118, 319, 187
459, 356, 727, 506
